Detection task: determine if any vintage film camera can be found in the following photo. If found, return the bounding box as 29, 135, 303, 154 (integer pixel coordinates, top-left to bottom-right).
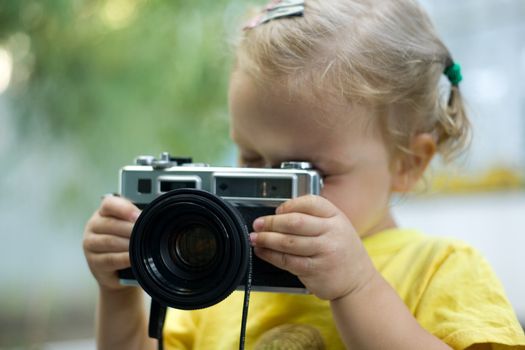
118, 152, 322, 310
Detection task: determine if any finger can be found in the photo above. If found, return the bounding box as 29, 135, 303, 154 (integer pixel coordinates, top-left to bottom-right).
83, 233, 129, 254
89, 216, 135, 239
88, 251, 131, 271
99, 196, 140, 222
253, 212, 325, 236
250, 231, 319, 257
253, 247, 313, 277
276, 195, 338, 218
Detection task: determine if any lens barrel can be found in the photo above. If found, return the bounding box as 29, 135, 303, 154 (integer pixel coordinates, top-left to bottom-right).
129, 189, 249, 310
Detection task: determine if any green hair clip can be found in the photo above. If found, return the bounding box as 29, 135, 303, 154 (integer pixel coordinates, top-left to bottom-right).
444, 62, 462, 86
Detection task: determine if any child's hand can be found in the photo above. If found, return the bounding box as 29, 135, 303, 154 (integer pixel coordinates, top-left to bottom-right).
82, 196, 141, 291
250, 195, 377, 301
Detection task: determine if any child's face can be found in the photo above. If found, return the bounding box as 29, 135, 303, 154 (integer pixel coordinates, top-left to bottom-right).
228, 73, 397, 237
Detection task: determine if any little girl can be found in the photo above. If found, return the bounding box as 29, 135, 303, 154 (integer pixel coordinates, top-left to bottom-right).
83, 0, 525, 349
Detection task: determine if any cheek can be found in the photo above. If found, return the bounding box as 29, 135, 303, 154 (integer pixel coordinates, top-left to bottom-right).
320, 173, 392, 234
321, 182, 370, 232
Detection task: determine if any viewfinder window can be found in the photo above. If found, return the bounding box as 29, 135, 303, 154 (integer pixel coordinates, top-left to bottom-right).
215, 177, 292, 198
138, 179, 152, 194
160, 180, 197, 192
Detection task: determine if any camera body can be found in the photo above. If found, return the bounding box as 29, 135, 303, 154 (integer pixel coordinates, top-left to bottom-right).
118, 152, 322, 309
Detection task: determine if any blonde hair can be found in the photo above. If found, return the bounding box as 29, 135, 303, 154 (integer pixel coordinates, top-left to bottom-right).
233, 0, 470, 161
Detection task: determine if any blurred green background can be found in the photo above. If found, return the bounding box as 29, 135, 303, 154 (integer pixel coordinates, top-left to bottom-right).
0, 0, 248, 347
1, 0, 524, 348
1, 0, 240, 171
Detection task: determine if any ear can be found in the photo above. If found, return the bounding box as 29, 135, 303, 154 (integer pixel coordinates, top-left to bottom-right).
391, 133, 436, 192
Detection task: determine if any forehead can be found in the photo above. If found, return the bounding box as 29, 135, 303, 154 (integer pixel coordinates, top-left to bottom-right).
228, 72, 379, 156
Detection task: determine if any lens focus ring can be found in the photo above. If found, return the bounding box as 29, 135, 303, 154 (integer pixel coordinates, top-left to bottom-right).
129, 189, 249, 310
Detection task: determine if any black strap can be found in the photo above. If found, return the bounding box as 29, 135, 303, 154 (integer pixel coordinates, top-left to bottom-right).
239, 247, 253, 350
149, 248, 252, 350
150, 300, 167, 350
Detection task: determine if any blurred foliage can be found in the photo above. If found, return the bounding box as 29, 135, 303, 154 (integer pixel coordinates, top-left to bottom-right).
0, 0, 254, 221
0, 0, 249, 163
0, 0, 254, 346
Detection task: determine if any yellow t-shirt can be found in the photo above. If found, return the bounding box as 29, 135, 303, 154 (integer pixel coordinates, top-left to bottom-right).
163, 228, 525, 349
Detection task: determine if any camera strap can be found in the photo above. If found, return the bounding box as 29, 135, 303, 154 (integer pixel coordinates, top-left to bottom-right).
150, 299, 167, 350
150, 248, 252, 350
239, 247, 253, 350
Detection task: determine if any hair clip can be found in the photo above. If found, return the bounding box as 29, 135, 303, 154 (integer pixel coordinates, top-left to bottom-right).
244, 0, 305, 30
444, 62, 463, 86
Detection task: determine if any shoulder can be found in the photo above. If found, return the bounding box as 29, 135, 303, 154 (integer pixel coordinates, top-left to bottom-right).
364, 228, 474, 261
367, 229, 483, 285
368, 229, 505, 314
409, 234, 484, 271
407, 234, 498, 290
370, 230, 525, 349
405, 235, 525, 349
387, 232, 499, 298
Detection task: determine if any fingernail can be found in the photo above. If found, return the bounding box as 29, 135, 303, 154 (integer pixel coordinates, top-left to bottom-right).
130, 211, 141, 222
253, 218, 264, 231
249, 232, 258, 246
101, 193, 119, 200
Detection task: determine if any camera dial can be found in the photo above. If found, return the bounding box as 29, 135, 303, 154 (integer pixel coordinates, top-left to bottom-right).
280, 161, 313, 170
135, 152, 193, 169
135, 155, 156, 166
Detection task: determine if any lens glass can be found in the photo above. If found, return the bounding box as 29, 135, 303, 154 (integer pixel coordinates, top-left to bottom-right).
168, 223, 218, 269
130, 189, 249, 310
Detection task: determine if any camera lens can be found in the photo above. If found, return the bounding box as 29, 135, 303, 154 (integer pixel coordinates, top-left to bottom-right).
129, 189, 249, 310
170, 223, 217, 269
